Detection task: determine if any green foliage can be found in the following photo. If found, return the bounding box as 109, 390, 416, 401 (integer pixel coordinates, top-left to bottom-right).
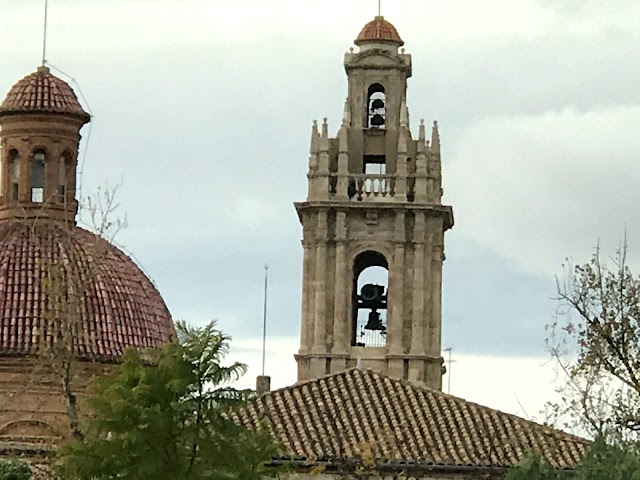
506, 452, 565, 480
507, 439, 640, 480
0, 459, 31, 480
53, 320, 286, 480
573, 438, 640, 480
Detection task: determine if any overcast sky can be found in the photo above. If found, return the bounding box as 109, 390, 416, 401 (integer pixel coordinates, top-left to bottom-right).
2, 0, 640, 422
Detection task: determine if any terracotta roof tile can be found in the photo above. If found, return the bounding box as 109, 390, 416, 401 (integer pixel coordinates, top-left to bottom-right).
0, 67, 89, 122
355, 16, 404, 46
234, 368, 589, 470
0, 221, 175, 361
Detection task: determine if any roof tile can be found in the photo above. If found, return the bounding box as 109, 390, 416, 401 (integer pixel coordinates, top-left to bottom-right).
355, 16, 404, 46
0, 67, 90, 122
234, 368, 589, 470
0, 221, 175, 362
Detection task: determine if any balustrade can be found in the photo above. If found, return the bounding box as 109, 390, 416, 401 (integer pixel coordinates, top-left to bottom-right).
326, 173, 422, 202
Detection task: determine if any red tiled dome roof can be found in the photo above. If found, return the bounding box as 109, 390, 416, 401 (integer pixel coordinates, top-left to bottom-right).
0, 221, 175, 362
355, 16, 404, 46
0, 66, 90, 122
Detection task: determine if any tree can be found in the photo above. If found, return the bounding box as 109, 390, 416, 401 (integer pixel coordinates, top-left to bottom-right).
506, 439, 640, 480
0, 459, 31, 480
546, 240, 640, 440
52, 320, 286, 480
42, 185, 128, 439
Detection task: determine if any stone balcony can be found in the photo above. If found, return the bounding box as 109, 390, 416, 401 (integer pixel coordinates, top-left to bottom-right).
327, 172, 423, 203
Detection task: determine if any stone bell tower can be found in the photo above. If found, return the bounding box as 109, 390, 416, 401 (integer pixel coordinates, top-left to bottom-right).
294, 16, 454, 389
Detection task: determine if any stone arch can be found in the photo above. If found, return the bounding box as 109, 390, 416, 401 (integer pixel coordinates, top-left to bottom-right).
7, 148, 20, 201
30, 147, 47, 203
0, 419, 61, 440
351, 249, 389, 347
367, 83, 386, 129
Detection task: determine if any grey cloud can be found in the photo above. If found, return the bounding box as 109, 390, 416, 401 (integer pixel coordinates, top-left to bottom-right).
2, 0, 638, 357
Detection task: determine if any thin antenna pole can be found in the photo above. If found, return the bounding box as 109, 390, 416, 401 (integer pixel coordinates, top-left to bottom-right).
444, 347, 456, 394
261, 264, 269, 376
42, 0, 49, 65
378, 0, 382, 16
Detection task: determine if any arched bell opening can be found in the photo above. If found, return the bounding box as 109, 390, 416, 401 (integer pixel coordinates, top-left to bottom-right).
8, 149, 19, 202
31, 149, 46, 203
367, 83, 386, 129
352, 250, 389, 347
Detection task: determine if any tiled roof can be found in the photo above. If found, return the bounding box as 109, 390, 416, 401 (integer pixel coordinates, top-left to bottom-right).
355, 16, 404, 46
234, 368, 589, 471
0, 221, 175, 362
0, 66, 90, 122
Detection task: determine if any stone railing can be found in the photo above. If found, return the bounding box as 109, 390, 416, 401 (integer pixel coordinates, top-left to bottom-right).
325, 173, 422, 202
349, 174, 395, 200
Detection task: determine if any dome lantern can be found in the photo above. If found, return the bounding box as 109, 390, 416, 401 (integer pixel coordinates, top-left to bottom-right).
0, 66, 90, 223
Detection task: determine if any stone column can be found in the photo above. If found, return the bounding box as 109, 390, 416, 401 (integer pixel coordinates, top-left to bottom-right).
410, 212, 426, 356
298, 239, 313, 353
332, 211, 348, 357
387, 211, 405, 356
429, 238, 444, 356
312, 210, 328, 354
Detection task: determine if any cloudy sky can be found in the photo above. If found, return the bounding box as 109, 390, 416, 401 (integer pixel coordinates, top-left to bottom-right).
2, 0, 640, 423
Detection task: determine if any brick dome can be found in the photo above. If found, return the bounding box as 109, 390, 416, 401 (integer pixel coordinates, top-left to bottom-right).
355, 16, 404, 46
0, 221, 175, 362
0, 66, 90, 122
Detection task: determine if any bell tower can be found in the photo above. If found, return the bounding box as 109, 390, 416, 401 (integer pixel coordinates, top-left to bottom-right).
294, 17, 454, 389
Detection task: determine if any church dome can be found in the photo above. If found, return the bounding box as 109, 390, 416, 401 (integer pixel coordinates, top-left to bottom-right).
0, 221, 175, 362
0, 66, 90, 122
355, 16, 404, 46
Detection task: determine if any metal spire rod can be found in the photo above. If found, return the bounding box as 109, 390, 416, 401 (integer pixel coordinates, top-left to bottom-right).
444, 347, 456, 394
378, 0, 382, 16
261, 264, 269, 376
42, 0, 49, 65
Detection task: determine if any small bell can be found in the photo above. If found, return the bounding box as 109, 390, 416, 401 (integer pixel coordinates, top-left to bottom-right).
364, 310, 384, 331
371, 98, 385, 110
370, 114, 385, 127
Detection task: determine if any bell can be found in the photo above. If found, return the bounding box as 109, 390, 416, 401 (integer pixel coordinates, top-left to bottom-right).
370, 114, 385, 127
371, 98, 385, 110
364, 310, 384, 331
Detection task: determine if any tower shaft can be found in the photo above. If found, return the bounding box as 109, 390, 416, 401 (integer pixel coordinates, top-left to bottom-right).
295, 17, 454, 389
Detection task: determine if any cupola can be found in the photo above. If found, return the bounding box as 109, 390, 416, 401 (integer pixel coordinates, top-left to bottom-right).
355, 16, 404, 49
0, 66, 90, 222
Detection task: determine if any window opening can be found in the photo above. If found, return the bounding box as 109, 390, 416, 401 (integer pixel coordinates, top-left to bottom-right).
363, 155, 387, 194
352, 251, 389, 347
367, 83, 386, 129
31, 150, 46, 203
9, 150, 19, 202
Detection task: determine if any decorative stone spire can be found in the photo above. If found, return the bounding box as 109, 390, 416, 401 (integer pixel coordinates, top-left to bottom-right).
319, 117, 329, 151
431, 120, 441, 154
417, 119, 426, 153
400, 99, 409, 128
397, 126, 408, 154
339, 123, 349, 153
342, 98, 351, 127
310, 119, 319, 154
